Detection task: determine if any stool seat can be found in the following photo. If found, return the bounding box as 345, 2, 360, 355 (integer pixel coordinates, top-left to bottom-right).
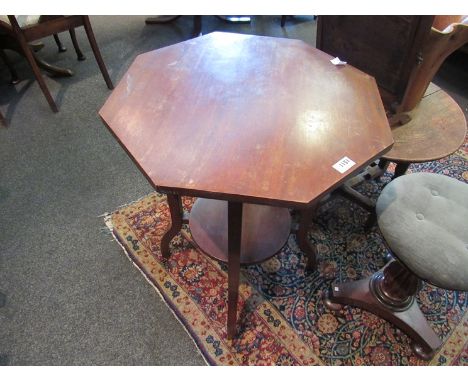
377, 172, 468, 291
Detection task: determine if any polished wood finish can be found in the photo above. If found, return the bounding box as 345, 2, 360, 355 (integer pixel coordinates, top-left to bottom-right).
325, 260, 442, 360
100, 32, 393, 338
383, 84, 467, 163
1, 15, 113, 112
189, 199, 291, 264
100, 32, 393, 208
317, 16, 434, 111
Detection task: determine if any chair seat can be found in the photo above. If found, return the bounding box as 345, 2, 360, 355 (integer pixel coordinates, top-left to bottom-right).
376, 172, 468, 291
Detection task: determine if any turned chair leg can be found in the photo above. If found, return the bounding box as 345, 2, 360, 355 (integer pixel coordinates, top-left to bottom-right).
69, 28, 86, 61
53, 33, 67, 52
82, 16, 113, 89
324, 259, 442, 360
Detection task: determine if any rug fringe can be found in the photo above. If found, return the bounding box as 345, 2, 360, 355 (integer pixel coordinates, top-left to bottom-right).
103, 216, 210, 366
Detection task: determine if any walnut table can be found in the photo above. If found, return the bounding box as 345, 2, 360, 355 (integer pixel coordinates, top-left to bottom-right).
99, 32, 393, 339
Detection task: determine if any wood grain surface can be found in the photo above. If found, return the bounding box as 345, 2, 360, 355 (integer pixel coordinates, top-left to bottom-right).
100, 32, 393, 207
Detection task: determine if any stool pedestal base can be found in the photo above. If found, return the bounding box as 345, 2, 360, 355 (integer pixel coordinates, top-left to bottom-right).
324, 260, 442, 360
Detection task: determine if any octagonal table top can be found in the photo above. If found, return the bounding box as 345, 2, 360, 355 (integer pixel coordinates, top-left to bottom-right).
99, 32, 393, 208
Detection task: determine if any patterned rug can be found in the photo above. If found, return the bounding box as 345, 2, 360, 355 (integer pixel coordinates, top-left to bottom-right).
104, 137, 468, 365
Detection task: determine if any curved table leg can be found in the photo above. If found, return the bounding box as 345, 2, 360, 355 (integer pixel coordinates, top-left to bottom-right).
297, 204, 318, 272
160, 193, 183, 259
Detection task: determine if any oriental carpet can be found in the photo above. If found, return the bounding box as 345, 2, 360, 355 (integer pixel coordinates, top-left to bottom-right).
104, 137, 468, 365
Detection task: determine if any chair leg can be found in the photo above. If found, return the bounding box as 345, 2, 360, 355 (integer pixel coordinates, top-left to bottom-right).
16, 35, 58, 112
53, 33, 67, 52
324, 260, 442, 360
69, 28, 86, 61
82, 16, 113, 89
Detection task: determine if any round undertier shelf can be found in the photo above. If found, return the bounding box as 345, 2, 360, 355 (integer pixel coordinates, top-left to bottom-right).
189, 198, 291, 265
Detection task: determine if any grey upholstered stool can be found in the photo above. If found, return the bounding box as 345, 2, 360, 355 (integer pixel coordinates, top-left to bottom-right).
325, 172, 468, 359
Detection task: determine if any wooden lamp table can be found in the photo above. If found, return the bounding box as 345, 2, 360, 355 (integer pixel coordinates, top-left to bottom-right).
99, 32, 393, 339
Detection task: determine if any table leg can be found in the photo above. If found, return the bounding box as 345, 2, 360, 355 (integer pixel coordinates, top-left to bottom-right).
227, 201, 243, 340
297, 204, 318, 272
160, 193, 183, 259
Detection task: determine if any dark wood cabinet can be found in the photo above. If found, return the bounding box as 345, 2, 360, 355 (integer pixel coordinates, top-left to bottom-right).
316, 16, 435, 112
